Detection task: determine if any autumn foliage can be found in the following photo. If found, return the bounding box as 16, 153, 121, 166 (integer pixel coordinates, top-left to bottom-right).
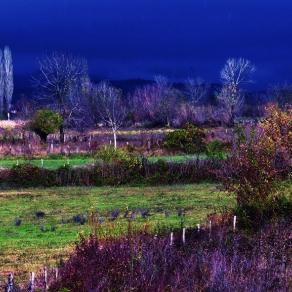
220, 105, 291, 208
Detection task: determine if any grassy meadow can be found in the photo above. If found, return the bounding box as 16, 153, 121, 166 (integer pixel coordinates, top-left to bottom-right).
0, 183, 234, 272
0, 154, 208, 169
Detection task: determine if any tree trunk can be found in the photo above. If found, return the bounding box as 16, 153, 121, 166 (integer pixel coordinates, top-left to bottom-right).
113, 129, 117, 149
60, 125, 65, 144
166, 116, 170, 127
39, 132, 48, 143
229, 105, 235, 127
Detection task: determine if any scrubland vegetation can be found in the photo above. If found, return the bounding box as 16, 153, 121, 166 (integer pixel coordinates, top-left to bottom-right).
0, 49, 291, 290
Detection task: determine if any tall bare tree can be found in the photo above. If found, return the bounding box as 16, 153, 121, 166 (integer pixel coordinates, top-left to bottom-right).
0, 49, 4, 118
3, 46, 14, 119
93, 81, 126, 149
154, 75, 178, 126
132, 75, 177, 126
185, 78, 208, 106
218, 58, 255, 125
34, 52, 88, 142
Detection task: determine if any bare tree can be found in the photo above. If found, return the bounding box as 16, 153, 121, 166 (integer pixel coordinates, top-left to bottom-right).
0, 49, 4, 117
3, 46, 14, 119
185, 78, 208, 106
269, 83, 292, 109
218, 58, 255, 125
14, 95, 36, 119
93, 81, 126, 149
132, 75, 177, 126
132, 84, 162, 124
34, 52, 88, 142
154, 75, 178, 126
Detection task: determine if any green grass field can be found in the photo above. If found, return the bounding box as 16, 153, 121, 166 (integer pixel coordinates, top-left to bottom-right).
0, 157, 94, 169
0, 181, 290, 273
0, 154, 207, 169
0, 183, 233, 272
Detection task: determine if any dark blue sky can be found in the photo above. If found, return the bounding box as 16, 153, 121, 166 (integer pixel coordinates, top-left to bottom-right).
1, 0, 292, 87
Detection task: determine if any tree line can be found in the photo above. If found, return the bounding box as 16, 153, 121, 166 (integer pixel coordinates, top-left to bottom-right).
3, 50, 292, 146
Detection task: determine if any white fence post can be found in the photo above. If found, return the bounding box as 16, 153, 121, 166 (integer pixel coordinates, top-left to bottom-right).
170, 232, 174, 245
182, 228, 186, 244
233, 215, 237, 231
44, 267, 48, 290
50, 142, 54, 153
29, 272, 35, 292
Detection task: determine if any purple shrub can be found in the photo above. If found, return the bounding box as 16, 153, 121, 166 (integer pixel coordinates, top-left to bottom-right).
139, 208, 150, 219
35, 211, 45, 219
46, 219, 291, 291
72, 214, 87, 225
108, 209, 120, 221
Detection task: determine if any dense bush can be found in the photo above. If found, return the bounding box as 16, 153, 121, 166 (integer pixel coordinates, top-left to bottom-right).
0, 163, 97, 188
205, 139, 226, 159
0, 159, 218, 188
143, 159, 218, 185
220, 127, 279, 207
221, 106, 291, 206
164, 124, 206, 154
7, 164, 50, 187
96, 146, 142, 169
29, 109, 63, 142
46, 219, 291, 291
235, 195, 292, 229
95, 147, 143, 184
219, 105, 292, 227
259, 104, 292, 175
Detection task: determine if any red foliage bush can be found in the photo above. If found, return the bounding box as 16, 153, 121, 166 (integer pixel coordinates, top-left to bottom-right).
219, 105, 291, 208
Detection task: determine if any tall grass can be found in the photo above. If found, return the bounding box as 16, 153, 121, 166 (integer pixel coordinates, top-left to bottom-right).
37, 219, 292, 291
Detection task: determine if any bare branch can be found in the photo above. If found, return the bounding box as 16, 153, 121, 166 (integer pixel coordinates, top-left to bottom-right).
33, 52, 88, 127
218, 58, 255, 124
92, 81, 126, 148
185, 77, 208, 106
